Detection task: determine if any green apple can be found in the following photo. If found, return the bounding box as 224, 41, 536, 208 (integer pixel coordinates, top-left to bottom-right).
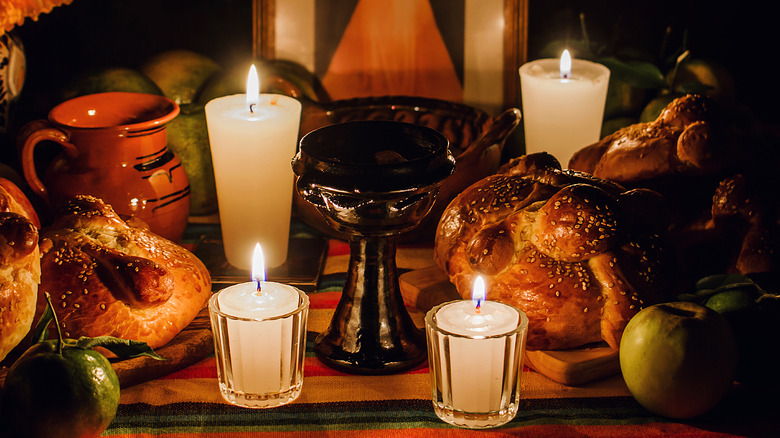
166, 103, 217, 216
619, 301, 738, 419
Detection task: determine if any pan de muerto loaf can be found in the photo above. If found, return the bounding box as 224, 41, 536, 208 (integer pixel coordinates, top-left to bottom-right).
569, 93, 777, 287
36, 195, 211, 349
435, 153, 672, 350
569, 94, 735, 184
0, 178, 41, 361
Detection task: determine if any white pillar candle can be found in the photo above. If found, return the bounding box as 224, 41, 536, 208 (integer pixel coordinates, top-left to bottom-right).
205, 65, 302, 269
217, 244, 301, 394
434, 277, 521, 413
519, 50, 610, 166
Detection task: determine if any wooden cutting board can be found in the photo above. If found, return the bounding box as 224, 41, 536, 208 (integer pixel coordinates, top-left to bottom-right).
399, 265, 621, 387
0, 307, 214, 390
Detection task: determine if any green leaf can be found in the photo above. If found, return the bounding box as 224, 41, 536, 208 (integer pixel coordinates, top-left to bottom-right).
31, 304, 54, 344
75, 336, 165, 361
598, 57, 666, 90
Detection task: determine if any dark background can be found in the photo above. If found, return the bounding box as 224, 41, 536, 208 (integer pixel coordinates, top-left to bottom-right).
527, 0, 775, 120
5, 0, 776, 159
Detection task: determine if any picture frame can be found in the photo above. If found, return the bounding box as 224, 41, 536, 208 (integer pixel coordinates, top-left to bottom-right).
252, 0, 527, 114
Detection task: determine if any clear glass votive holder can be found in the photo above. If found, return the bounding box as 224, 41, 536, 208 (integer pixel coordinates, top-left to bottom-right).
209, 286, 309, 408
425, 301, 529, 429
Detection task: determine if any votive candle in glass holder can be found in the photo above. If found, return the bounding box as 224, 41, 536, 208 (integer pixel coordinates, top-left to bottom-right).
425, 277, 529, 428
209, 244, 309, 408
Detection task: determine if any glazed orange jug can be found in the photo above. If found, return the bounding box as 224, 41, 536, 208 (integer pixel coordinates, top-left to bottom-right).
20, 92, 190, 242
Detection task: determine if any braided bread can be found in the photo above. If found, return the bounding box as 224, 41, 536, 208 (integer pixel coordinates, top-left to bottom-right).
435, 154, 672, 350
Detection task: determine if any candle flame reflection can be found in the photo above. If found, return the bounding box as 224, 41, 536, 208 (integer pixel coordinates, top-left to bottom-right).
246, 64, 260, 113
472, 276, 486, 312
560, 49, 572, 80
252, 243, 266, 291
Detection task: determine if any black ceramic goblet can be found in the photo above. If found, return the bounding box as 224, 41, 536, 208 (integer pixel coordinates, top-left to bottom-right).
292, 120, 455, 374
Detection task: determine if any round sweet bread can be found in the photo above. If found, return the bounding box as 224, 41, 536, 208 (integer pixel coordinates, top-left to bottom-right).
36, 195, 211, 349
435, 153, 673, 350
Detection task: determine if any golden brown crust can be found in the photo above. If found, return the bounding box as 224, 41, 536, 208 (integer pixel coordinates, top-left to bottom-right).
569, 94, 733, 184
710, 174, 778, 274
0, 177, 40, 228
568, 93, 778, 290
435, 153, 671, 350
0, 179, 41, 362
36, 195, 211, 349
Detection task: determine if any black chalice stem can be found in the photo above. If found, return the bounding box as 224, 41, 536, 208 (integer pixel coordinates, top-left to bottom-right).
293, 120, 454, 374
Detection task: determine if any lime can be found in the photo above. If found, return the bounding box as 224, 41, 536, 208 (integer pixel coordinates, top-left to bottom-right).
140, 50, 221, 105
0, 340, 120, 438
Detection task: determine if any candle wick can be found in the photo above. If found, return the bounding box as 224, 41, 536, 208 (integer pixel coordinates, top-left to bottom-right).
476, 299, 482, 313
249, 103, 256, 114
255, 279, 262, 294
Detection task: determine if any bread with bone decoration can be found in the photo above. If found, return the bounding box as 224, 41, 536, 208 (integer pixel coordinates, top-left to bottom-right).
434, 153, 673, 350
35, 195, 211, 349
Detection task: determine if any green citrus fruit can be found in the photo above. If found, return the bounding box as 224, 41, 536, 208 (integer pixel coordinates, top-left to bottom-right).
0, 340, 120, 438
60, 67, 162, 101
703, 288, 756, 315
667, 58, 735, 104
604, 77, 646, 119
140, 50, 221, 105
601, 117, 636, 138
167, 103, 217, 215
639, 92, 682, 123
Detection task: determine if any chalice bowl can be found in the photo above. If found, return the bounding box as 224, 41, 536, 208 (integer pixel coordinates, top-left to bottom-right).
292, 121, 455, 374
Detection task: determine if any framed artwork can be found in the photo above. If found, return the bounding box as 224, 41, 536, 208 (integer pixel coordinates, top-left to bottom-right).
253, 0, 528, 114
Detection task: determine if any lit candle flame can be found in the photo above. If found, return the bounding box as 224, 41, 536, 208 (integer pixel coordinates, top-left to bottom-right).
246, 64, 260, 113
472, 276, 486, 312
252, 243, 266, 292
560, 49, 572, 80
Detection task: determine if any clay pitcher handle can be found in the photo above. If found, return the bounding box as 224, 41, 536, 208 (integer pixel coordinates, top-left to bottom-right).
18, 120, 80, 207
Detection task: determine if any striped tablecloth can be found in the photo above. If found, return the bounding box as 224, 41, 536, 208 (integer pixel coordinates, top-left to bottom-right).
105, 232, 777, 437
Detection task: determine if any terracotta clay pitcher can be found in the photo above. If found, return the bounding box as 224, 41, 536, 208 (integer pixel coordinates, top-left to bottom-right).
20, 92, 190, 242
